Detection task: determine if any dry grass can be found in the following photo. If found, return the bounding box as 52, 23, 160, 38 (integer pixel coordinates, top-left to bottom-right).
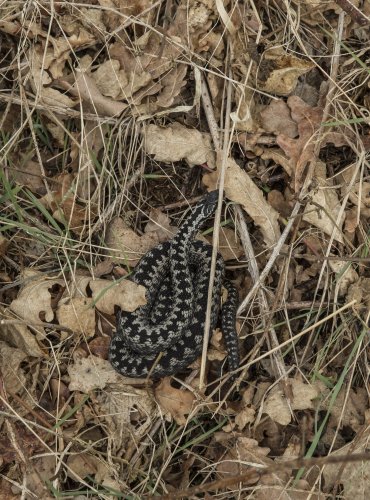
0, 1, 369, 498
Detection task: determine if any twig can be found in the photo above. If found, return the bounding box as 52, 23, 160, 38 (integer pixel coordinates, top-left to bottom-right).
147, 451, 370, 499
334, 0, 370, 26
281, 252, 370, 263
235, 206, 290, 387
198, 67, 227, 389
237, 199, 302, 316
0, 318, 73, 334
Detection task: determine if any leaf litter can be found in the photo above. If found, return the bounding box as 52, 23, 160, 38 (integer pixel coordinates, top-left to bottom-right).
0, 0, 369, 498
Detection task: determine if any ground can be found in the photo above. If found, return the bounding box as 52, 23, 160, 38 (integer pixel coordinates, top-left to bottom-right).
0, 1, 369, 498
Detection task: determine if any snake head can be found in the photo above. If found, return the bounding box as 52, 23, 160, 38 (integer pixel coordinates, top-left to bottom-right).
202, 189, 220, 216
171, 189, 222, 246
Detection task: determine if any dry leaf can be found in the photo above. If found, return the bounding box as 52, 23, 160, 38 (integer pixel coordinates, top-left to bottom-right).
10, 158, 45, 193
0, 421, 46, 467
217, 437, 272, 482
321, 386, 367, 433
302, 161, 344, 243
38, 86, 76, 109
204, 158, 281, 247
93, 259, 115, 278
278, 436, 302, 462
208, 328, 227, 361
347, 278, 370, 315
56, 296, 96, 337
66, 453, 114, 485
323, 431, 370, 497
260, 99, 298, 138
67, 275, 92, 299
230, 88, 258, 132
235, 386, 257, 429
99, 0, 154, 30
60, 71, 127, 116
340, 164, 370, 216
235, 407, 256, 430
258, 48, 314, 96
108, 32, 186, 111
93, 59, 128, 99
0, 309, 44, 357
261, 148, 293, 177
212, 226, 244, 261
67, 453, 101, 481
329, 260, 358, 297
92, 58, 152, 100
68, 354, 125, 391
52, 197, 88, 232
0, 20, 22, 36
88, 337, 110, 359
45, 121, 65, 147
10, 271, 64, 324
344, 206, 359, 235
145, 209, 177, 242
106, 209, 177, 267
34, 35, 83, 79
0, 235, 8, 257
156, 65, 188, 108
0, 477, 18, 499
154, 378, 195, 426
106, 217, 160, 267
67, 425, 122, 488
22, 456, 56, 498
89, 278, 146, 315
39, 172, 91, 233
28, 41, 76, 108
255, 479, 321, 500
291, 0, 358, 27
0, 342, 28, 394
263, 378, 319, 425
267, 190, 292, 217
144, 123, 216, 167
277, 96, 323, 191
60, 9, 102, 41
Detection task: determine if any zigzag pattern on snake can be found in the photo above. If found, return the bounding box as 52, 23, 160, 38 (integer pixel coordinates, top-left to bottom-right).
109, 190, 239, 378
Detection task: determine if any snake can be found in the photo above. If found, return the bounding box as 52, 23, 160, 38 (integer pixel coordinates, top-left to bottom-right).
109, 190, 239, 378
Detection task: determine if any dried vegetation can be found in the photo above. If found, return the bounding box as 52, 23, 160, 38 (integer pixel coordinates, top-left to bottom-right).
0, 0, 370, 498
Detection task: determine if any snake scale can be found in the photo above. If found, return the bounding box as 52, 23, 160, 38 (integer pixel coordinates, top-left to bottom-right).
109, 190, 239, 378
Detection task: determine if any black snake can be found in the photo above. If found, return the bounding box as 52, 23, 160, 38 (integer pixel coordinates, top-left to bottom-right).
109, 190, 239, 378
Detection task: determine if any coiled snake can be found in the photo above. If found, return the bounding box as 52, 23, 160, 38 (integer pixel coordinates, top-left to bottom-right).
109, 190, 239, 378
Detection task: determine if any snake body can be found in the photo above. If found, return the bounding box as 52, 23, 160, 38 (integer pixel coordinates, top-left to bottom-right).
109, 190, 239, 378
